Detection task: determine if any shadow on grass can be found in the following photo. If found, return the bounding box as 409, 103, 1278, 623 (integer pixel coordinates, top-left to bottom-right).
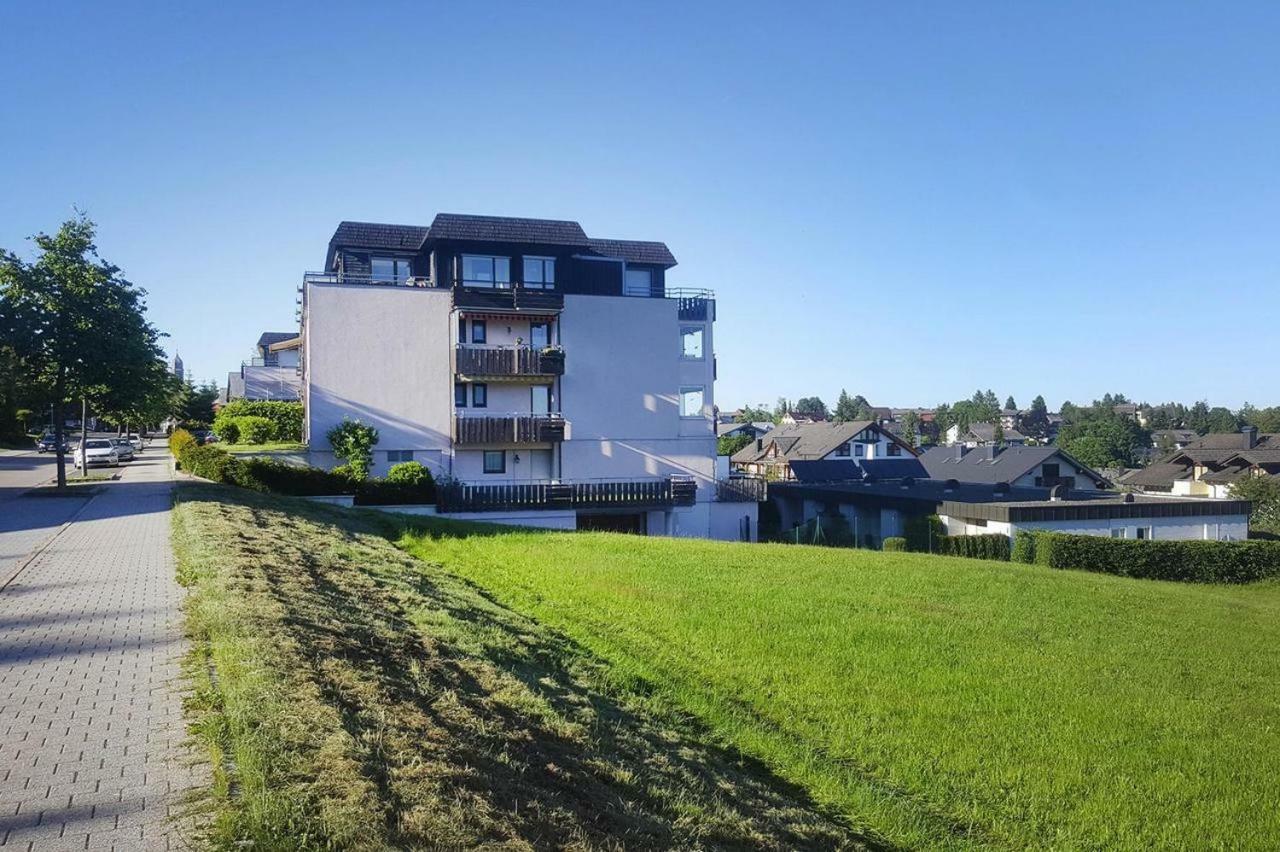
178, 482, 884, 850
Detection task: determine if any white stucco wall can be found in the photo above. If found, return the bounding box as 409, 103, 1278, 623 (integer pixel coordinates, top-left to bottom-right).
304, 282, 453, 478
941, 513, 1250, 541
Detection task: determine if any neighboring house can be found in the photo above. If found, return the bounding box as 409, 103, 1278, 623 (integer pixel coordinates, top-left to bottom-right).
301, 213, 754, 540
770, 478, 1251, 549
730, 420, 917, 481
1120, 427, 1279, 498
1151, 429, 1198, 451
717, 421, 772, 441
225, 331, 303, 402
999, 408, 1020, 431
1112, 403, 1149, 426
919, 444, 1108, 491
780, 411, 827, 425
944, 421, 1029, 447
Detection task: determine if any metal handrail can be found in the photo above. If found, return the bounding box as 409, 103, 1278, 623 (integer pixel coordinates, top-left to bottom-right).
304, 270, 713, 300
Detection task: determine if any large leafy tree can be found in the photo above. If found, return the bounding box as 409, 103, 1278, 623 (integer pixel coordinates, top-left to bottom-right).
1022, 395, 1051, 440
793, 396, 828, 420
833, 389, 872, 422
0, 216, 167, 486
1056, 400, 1150, 469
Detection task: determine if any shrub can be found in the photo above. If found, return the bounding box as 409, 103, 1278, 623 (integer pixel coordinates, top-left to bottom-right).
212, 418, 240, 444
327, 418, 379, 481
214, 400, 303, 442
1011, 531, 1037, 564
936, 534, 1011, 561
169, 428, 197, 461
1027, 531, 1280, 584
354, 476, 436, 506
883, 537, 907, 552
229, 457, 355, 496
181, 444, 236, 483
386, 461, 432, 486
234, 416, 276, 444
904, 514, 946, 552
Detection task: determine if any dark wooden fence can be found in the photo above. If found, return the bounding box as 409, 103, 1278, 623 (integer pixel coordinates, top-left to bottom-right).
437, 476, 698, 513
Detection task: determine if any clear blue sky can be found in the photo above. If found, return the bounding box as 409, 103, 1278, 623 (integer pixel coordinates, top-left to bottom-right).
3, 2, 1278, 412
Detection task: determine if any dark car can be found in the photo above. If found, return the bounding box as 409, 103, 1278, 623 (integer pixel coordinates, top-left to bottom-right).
192, 430, 217, 445
36, 434, 69, 453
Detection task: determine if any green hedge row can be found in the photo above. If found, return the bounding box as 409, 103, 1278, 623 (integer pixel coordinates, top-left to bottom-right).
213, 400, 303, 442
935, 533, 1011, 561
213, 415, 277, 444
1012, 531, 1280, 584
882, 537, 907, 552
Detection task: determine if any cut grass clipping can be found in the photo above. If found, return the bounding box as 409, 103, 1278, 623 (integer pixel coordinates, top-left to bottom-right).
398, 523, 1280, 850
173, 483, 867, 850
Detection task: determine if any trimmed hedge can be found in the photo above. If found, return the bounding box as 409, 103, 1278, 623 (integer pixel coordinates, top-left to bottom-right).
882, 537, 907, 552
1011, 531, 1037, 564
212, 418, 240, 444
1022, 531, 1280, 584
235, 416, 276, 444
904, 514, 945, 552
936, 533, 1011, 561
213, 400, 303, 442
169, 428, 197, 461
231, 457, 355, 497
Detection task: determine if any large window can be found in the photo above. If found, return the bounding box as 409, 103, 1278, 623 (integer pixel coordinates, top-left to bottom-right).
679, 387, 704, 418
681, 326, 704, 359
531, 385, 551, 414
471, 320, 487, 344
483, 450, 505, 474
472, 383, 488, 408
529, 321, 550, 349
523, 256, 555, 289
624, 268, 653, 296
461, 255, 511, 288
371, 257, 413, 283
454, 383, 467, 408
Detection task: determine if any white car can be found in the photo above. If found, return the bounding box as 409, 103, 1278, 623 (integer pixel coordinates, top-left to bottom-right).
73, 439, 120, 468
128, 435, 145, 453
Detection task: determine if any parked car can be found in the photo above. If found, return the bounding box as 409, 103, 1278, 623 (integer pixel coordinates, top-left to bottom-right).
192, 430, 217, 445
73, 439, 120, 468
127, 435, 145, 452
109, 438, 135, 462
36, 433, 70, 453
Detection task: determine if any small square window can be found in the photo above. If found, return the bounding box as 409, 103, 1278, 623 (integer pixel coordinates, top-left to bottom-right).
455, 383, 467, 407
523, 256, 555, 289
387, 450, 414, 463
471, 320, 487, 344
1111, 528, 1126, 539
483, 451, 505, 474
834, 443, 850, 457
855, 444, 864, 457
681, 326, 704, 359
679, 387, 704, 418
472, 383, 487, 408
888, 443, 902, 457
1136, 526, 1153, 540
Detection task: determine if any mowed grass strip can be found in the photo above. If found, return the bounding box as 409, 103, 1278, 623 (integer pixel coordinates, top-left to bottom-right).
398, 525, 1280, 850
172, 483, 869, 850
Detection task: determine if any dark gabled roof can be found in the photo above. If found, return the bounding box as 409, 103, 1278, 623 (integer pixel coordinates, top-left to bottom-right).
731, 420, 886, 465
586, 238, 678, 267
429, 213, 589, 246
963, 422, 1028, 443
790, 457, 928, 482
919, 445, 1107, 487
1117, 462, 1193, 488
1184, 431, 1279, 451
329, 221, 430, 252
256, 331, 297, 350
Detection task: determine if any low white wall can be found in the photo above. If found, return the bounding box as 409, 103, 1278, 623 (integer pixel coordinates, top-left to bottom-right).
941, 513, 1250, 541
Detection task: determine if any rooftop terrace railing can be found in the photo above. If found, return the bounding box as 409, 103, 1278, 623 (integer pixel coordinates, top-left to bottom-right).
437, 475, 697, 513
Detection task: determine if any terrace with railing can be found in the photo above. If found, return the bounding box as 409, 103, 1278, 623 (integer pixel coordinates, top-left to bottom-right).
453, 414, 566, 445
455, 345, 565, 379
437, 476, 698, 513
715, 476, 767, 502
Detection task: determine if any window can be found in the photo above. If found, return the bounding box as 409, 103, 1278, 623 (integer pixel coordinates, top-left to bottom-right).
523, 256, 555, 289
457, 316, 466, 343
834, 443, 850, 457
1135, 526, 1153, 540
483, 450, 505, 474
371, 257, 413, 283
387, 450, 414, 463
529, 321, 550, 349
471, 320, 487, 344
855, 443, 864, 457
531, 385, 551, 414
1042, 463, 1061, 479
624, 268, 653, 296
679, 387, 704, 418
455, 383, 467, 408
461, 255, 511, 288
887, 443, 902, 457
472, 383, 488, 408
1111, 528, 1127, 539
680, 326, 704, 359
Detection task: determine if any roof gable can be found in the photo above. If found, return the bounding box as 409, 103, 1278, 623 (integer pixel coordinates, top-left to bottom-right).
429, 213, 590, 246
585, 238, 678, 268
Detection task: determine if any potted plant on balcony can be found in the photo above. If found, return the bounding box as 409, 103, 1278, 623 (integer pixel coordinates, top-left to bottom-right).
539, 345, 565, 375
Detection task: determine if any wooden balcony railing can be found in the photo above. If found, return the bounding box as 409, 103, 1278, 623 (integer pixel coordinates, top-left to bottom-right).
437, 476, 697, 513
452, 282, 564, 313
455, 346, 565, 378
715, 477, 767, 502
453, 414, 566, 445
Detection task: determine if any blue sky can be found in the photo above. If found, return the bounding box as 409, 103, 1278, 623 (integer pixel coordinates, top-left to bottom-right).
3, 2, 1278, 411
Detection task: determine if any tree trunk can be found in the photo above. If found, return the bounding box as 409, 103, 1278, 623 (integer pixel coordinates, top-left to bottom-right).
80, 397, 88, 479
53, 393, 66, 489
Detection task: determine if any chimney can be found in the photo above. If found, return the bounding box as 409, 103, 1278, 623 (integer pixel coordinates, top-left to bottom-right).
1242, 425, 1258, 449
952, 444, 967, 460
756, 438, 763, 451
979, 444, 1001, 461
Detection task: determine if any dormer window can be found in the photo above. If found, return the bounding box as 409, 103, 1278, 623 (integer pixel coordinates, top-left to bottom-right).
523, 256, 555, 289
461, 255, 511, 288
371, 257, 413, 283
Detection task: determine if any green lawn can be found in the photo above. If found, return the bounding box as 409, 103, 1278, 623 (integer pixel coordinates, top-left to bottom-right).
399, 526, 1280, 850
216, 440, 308, 454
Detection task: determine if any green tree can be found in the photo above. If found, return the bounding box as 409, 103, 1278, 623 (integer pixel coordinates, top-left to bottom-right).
900, 409, 921, 449
1204, 407, 1241, 434
179, 380, 221, 426
1005, 395, 1017, 412
735, 404, 772, 424
1022, 395, 1050, 440
833, 390, 872, 422
1230, 476, 1280, 534
327, 417, 379, 480
1, 215, 167, 486
1187, 400, 1211, 434
794, 396, 828, 420
717, 432, 754, 457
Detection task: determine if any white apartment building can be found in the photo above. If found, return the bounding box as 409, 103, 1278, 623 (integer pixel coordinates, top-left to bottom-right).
300, 214, 757, 539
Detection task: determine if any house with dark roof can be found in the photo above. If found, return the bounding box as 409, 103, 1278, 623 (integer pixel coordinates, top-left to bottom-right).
944, 421, 1029, 448
224, 330, 302, 403
730, 421, 918, 481
919, 444, 1108, 491
1120, 427, 1279, 498
301, 213, 752, 540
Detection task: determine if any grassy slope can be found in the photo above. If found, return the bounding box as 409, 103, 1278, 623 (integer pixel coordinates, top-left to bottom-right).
172, 483, 867, 850
399, 526, 1280, 850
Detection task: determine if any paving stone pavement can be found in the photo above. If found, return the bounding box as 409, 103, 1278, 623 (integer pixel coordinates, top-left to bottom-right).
0, 454, 206, 850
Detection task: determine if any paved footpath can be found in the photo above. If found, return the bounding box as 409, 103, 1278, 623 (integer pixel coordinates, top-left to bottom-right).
0, 453, 205, 850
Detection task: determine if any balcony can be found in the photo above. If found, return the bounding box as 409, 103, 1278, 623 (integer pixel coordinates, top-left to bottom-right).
304, 271, 437, 288
452, 281, 564, 313
437, 476, 697, 513
455, 345, 565, 381
453, 414, 566, 446
666, 288, 715, 321
715, 476, 767, 502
